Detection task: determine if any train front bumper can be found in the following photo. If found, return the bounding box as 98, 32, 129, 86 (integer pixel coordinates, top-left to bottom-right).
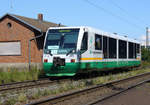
43, 62, 80, 76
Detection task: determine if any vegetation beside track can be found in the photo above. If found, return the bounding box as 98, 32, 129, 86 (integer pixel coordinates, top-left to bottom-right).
0, 67, 43, 84
141, 48, 150, 62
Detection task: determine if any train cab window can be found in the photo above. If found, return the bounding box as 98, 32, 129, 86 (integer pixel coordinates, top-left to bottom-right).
103, 36, 108, 58
119, 40, 127, 58
109, 38, 117, 58
81, 32, 88, 52
128, 42, 134, 58
95, 34, 102, 50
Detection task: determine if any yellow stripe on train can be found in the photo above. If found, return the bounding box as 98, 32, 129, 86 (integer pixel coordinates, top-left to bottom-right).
80, 58, 103, 60
136, 58, 140, 60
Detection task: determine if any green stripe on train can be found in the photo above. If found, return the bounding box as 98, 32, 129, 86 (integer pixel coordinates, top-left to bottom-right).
43, 61, 141, 76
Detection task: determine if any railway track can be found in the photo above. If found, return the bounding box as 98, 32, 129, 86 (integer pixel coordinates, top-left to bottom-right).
26, 71, 150, 105
0, 78, 68, 93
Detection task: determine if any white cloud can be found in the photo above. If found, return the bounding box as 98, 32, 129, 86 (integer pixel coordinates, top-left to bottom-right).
139, 35, 146, 46
140, 35, 146, 41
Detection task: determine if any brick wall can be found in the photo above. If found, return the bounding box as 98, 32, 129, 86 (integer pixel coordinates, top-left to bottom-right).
0, 16, 43, 63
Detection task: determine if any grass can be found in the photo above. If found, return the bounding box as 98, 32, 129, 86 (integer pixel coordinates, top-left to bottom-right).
141, 61, 150, 67
17, 93, 27, 102
0, 67, 42, 84
4, 98, 17, 105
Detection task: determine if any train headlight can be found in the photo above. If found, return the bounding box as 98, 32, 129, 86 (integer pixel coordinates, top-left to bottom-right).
44, 59, 48, 63
71, 59, 75, 63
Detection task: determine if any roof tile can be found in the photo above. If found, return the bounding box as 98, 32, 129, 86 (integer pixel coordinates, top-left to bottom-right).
12, 14, 64, 32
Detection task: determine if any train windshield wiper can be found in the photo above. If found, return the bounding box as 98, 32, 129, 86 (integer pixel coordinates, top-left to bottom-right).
46, 50, 53, 56
66, 49, 75, 56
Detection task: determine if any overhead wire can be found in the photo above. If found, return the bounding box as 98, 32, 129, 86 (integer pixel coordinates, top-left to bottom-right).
82, 0, 144, 31
108, 0, 148, 27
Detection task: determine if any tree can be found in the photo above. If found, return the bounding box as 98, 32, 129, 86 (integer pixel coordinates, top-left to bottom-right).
141, 48, 150, 62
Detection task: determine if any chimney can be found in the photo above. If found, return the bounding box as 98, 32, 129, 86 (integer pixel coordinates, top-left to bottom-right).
38, 13, 43, 21
58, 23, 61, 27
146, 27, 149, 48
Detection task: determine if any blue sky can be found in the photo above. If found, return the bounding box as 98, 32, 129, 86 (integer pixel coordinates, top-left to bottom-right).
0, 0, 150, 44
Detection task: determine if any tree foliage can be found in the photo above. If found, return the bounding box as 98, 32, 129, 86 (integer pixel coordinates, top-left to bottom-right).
141, 48, 150, 62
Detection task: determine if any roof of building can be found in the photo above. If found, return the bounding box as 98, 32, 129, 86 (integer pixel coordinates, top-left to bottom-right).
0, 13, 64, 32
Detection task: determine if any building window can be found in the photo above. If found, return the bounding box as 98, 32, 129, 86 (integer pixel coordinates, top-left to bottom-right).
0, 42, 21, 56
7, 22, 12, 28
95, 34, 102, 50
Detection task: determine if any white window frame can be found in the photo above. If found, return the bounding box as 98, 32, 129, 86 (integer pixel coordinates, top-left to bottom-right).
0, 41, 21, 56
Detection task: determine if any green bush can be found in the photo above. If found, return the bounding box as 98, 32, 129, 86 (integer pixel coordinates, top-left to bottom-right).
0, 68, 43, 84
141, 48, 150, 62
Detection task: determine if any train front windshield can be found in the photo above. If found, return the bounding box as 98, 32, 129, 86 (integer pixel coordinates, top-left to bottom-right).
44, 29, 79, 54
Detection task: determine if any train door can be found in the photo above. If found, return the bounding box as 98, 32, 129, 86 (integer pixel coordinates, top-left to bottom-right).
93, 34, 103, 68
80, 32, 90, 69
80, 31, 95, 70
102, 36, 108, 68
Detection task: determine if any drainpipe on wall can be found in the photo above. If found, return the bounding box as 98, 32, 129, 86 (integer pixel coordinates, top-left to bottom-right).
28, 32, 43, 70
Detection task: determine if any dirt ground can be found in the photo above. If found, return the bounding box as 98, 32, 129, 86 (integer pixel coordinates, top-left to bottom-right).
96, 82, 150, 105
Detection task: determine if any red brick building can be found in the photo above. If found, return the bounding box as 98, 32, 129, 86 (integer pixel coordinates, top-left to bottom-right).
0, 13, 61, 69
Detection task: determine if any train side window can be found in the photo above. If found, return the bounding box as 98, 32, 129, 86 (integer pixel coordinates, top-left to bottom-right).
119, 40, 127, 58
136, 44, 140, 53
109, 38, 117, 58
133, 43, 136, 58
128, 42, 134, 58
95, 34, 102, 50
103, 36, 108, 58
81, 32, 88, 52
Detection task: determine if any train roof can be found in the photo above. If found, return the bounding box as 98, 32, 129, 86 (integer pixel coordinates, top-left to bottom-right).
48, 26, 141, 44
